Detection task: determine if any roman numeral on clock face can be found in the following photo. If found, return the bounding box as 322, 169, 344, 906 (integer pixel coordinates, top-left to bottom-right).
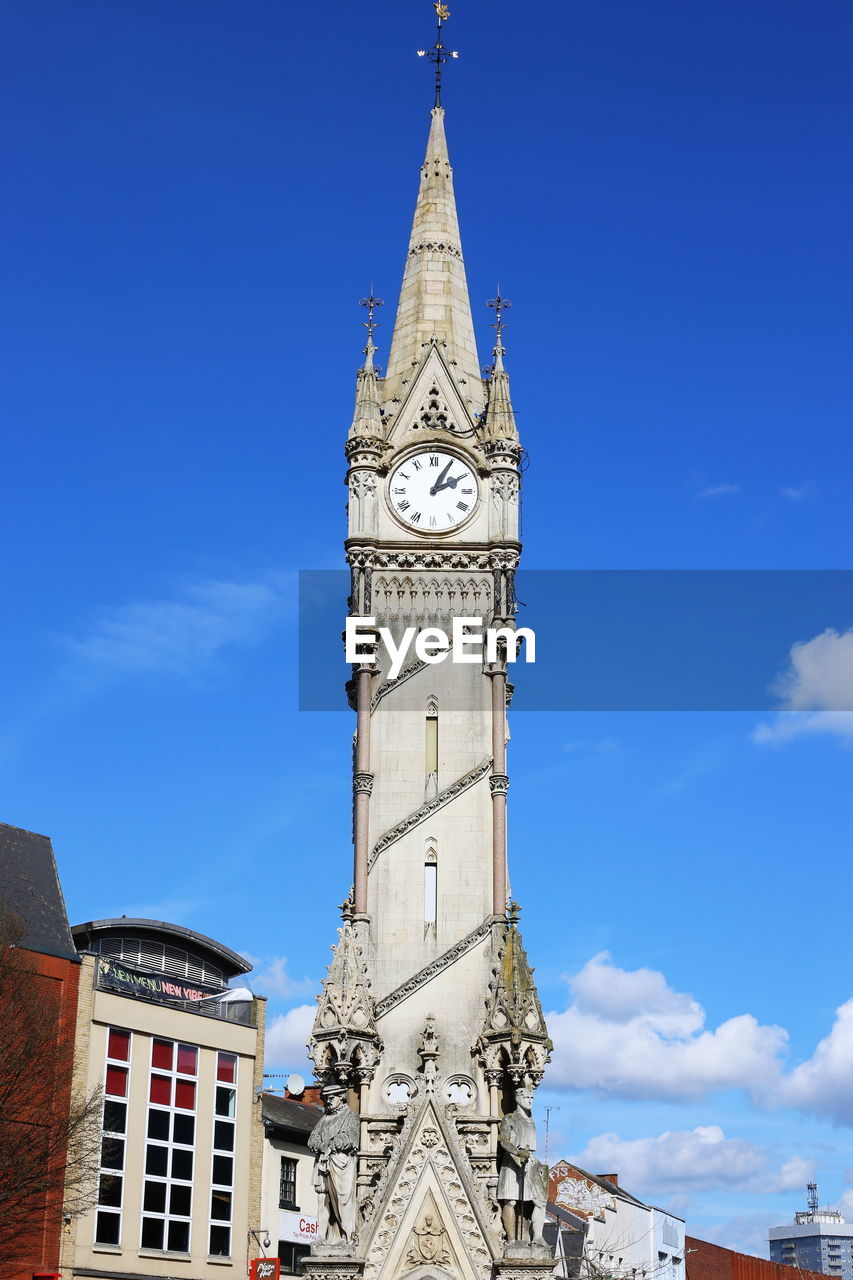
388, 451, 480, 532
457, 502, 469, 512
410, 511, 421, 524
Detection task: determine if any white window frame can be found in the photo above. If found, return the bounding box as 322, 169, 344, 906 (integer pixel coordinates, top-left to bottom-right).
139, 1036, 198, 1255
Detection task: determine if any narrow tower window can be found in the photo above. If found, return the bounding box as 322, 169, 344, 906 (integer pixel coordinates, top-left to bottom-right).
424, 840, 438, 933
425, 697, 438, 785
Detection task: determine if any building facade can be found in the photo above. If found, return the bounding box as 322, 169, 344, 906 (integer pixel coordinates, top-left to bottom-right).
688, 1235, 827, 1280
260, 1090, 322, 1274
548, 1162, 685, 1280
61, 918, 266, 1280
0, 822, 82, 1280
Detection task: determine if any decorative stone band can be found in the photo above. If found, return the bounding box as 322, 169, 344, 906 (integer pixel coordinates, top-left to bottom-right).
408, 239, 463, 259
375, 915, 495, 1020
370, 657, 427, 711
368, 756, 493, 871
489, 773, 510, 796
301, 1258, 365, 1280
353, 771, 375, 795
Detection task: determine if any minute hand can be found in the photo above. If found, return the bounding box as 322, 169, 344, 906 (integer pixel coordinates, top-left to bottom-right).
430, 460, 454, 495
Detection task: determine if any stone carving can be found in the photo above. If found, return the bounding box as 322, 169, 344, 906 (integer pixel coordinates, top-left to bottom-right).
489, 773, 510, 796
490, 473, 519, 503
374, 916, 494, 1019
409, 241, 463, 260
346, 549, 500, 572
405, 1213, 452, 1268
497, 1088, 548, 1249
418, 1014, 440, 1093
368, 757, 492, 871
309, 906, 382, 1088
308, 1084, 361, 1247
476, 903, 552, 1089
371, 657, 427, 710
370, 574, 491, 623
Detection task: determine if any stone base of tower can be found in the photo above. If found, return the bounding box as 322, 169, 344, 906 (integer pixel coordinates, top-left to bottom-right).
302, 1254, 365, 1280
492, 1253, 557, 1280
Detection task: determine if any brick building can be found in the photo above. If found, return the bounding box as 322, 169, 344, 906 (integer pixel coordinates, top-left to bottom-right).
0, 821, 82, 1280
687, 1235, 827, 1280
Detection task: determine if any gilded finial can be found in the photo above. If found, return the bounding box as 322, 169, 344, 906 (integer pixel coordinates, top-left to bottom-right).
487, 288, 512, 342
417, 2, 459, 108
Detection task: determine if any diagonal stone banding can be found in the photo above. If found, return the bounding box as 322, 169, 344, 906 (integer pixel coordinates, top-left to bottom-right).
367, 756, 492, 871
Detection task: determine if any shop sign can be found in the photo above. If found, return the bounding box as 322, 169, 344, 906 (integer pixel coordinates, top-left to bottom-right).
97, 956, 223, 1004
250, 1259, 280, 1280
279, 1210, 319, 1244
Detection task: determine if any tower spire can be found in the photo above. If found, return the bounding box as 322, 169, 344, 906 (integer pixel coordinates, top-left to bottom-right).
383, 106, 483, 412
482, 290, 519, 443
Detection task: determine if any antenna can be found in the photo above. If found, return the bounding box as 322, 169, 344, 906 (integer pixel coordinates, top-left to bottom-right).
544, 1105, 561, 1163
807, 1183, 819, 1215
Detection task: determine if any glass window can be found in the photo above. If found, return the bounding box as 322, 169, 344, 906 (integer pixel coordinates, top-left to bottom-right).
141, 1217, 165, 1250
214, 1120, 234, 1151
98, 1174, 122, 1208
105, 1065, 128, 1098
101, 1136, 124, 1171
177, 1044, 198, 1076
172, 1113, 195, 1145
213, 1155, 233, 1187
145, 1145, 168, 1177
215, 1087, 236, 1117
147, 1110, 170, 1141
107, 1029, 130, 1061
152, 1039, 174, 1071
171, 1148, 193, 1181
144, 1181, 167, 1213
167, 1220, 190, 1253
170, 1184, 192, 1216
174, 1079, 196, 1111
280, 1157, 297, 1208
150, 1074, 171, 1106
216, 1053, 237, 1084
209, 1224, 231, 1257
210, 1189, 232, 1221
95, 1210, 121, 1245
103, 1100, 127, 1134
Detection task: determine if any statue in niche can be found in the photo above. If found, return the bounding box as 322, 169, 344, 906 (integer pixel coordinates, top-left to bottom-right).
308, 1084, 361, 1246
497, 1087, 548, 1248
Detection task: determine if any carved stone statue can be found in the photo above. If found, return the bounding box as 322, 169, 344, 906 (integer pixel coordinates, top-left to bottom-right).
497, 1087, 548, 1249
405, 1212, 451, 1267
308, 1084, 361, 1247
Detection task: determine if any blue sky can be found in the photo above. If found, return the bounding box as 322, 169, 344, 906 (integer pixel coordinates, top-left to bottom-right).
2, 0, 852, 1257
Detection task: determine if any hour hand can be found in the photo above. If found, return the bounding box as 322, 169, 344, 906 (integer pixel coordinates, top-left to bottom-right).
430, 460, 453, 495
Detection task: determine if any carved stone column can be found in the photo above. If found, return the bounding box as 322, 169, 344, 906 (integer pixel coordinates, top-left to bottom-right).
489, 666, 509, 915
353, 663, 374, 914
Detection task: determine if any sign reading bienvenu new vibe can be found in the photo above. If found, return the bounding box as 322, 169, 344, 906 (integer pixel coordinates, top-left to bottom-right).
345, 616, 536, 681
97, 957, 223, 1004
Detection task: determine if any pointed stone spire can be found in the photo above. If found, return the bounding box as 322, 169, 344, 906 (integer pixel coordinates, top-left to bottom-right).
476, 903, 552, 1088
308, 899, 382, 1088
383, 108, 483, 411
348, 335, 384, 441
482, 333, 519, 444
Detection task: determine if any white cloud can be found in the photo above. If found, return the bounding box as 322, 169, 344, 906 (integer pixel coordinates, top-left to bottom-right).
780, 483, 816, 502
242, 953, 316, 1000
696, 482, 740, 500
546, 953, 787, 1102
754, 628, 853, 743
67, 576, 289, 683
700, 1213, 782, 1258
573, 1126, 813, 1195
264, 1004, 315, 1071
775, 999, 853, 1124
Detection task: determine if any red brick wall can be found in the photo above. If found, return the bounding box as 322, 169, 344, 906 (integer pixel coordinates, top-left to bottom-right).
687, 1235, 827, 1280
0, 949, 80, 1280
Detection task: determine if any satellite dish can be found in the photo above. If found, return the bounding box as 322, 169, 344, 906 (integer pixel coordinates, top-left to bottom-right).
286, 1073, 305, 1097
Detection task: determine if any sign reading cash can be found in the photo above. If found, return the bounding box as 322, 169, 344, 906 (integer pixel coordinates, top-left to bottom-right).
97, 957, 223, 1005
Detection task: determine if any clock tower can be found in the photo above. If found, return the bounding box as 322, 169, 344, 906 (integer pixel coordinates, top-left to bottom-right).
306, 40, 552, 1280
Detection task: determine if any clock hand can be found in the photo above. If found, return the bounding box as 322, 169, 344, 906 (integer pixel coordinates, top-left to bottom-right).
430, 460, 453, 495
434, 473, 464, 493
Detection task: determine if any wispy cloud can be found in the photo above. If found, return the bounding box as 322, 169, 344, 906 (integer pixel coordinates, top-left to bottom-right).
754, 627, 853, 744
241, 953, 316, 1000
65, 575, 291, 687
695, 481, 741, 501
572, 1126, 813, 1195
264, 1004, 315, 1071
780, 482, 816, 502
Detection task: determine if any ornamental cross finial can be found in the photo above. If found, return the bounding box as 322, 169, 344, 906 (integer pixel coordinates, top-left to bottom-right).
487, 288, 512, 341
359, 291, 384, 350
417, 2, 459, 108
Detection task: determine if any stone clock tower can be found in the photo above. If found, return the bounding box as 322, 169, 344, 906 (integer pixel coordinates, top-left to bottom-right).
305, 52, 553, 1280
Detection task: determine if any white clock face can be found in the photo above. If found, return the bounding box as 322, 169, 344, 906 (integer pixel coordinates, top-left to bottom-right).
388, 450, 479, 532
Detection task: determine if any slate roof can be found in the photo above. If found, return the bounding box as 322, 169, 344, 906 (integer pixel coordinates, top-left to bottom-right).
0, 821, 78, 961
261, 1092, 323, 1142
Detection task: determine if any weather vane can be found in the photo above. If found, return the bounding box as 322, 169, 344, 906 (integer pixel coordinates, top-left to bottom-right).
359, 291, 384, 349
487, 288, 512, 341
417, 3, 459, 109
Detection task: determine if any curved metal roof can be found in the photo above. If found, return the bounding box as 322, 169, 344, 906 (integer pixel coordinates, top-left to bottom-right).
70, 917, 252, 976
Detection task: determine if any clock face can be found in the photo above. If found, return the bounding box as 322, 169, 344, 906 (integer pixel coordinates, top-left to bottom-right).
387, 450, 479, 532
